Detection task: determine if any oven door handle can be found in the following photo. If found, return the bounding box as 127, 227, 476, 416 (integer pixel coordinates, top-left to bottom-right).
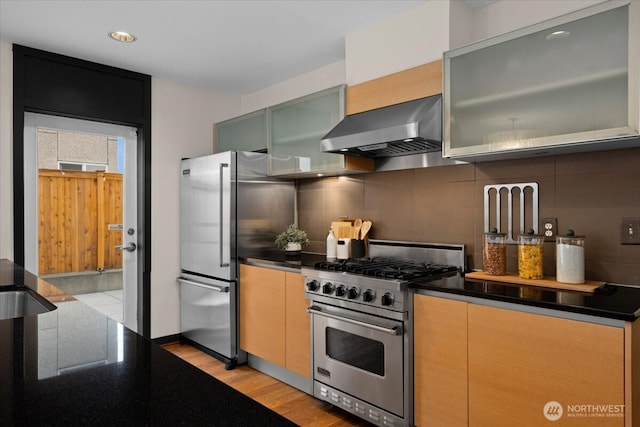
307, 305, 401, 336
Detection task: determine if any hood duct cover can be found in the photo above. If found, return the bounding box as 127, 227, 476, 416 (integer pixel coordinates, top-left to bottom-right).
321, 94, 442, 158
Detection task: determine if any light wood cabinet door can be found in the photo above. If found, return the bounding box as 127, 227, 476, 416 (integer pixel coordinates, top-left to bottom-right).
414, 294, 468, 427
346, 60, 442, 115
468, 304, 625, 427
285, 272, 310, 378
239, 265, 286, 368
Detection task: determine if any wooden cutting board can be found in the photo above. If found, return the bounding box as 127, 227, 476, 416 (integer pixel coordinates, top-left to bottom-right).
331, 221, 354, 239
465, 271, 605, 293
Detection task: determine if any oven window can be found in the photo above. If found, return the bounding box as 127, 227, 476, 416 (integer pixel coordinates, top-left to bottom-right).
326, 327, 384, 376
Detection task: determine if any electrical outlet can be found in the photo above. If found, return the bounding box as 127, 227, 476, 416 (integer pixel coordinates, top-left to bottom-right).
541, 217, 558, 242
621, 217, 640, 245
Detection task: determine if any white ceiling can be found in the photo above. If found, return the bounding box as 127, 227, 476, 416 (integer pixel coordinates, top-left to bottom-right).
0, 0, 492, 96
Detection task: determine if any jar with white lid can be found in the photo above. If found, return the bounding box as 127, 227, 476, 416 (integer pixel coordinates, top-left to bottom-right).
556, 229, 585, 284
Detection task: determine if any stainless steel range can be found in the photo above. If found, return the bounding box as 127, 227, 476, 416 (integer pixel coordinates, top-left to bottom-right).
302, 240, 466, 427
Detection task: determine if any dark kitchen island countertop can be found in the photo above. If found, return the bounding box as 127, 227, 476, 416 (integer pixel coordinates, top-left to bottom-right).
0, 259, 297, 426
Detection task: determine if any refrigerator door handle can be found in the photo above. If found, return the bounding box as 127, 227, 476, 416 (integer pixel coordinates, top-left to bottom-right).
219, 162, 230, 268
178, 278, 230, 293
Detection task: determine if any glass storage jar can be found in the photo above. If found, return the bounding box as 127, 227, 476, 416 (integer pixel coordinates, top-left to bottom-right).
556, 229, 585, 284
483, 228, 507, 275
518, 229, 544, 279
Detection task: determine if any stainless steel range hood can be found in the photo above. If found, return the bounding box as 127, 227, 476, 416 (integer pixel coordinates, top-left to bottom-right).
321, 94, 442, 158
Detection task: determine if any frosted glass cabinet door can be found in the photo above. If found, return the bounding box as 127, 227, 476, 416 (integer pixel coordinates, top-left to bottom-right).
215, 109, 267, 153
269, 86, 345, 176
443, 0, 639, 160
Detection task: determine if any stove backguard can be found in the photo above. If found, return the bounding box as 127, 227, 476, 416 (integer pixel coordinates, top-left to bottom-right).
367, 240, 466, 271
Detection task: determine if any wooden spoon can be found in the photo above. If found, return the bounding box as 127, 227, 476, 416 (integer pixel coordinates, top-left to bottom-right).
353, 218, 362, 240
360, 220, 372, 240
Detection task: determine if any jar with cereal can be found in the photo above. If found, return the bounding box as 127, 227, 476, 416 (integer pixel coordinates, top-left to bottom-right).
518, 229, 544, 279
483, 228, 507, 275
556, 229, 585, 284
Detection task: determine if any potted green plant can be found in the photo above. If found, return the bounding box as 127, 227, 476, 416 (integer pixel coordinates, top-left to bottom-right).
275, 224, 310, 253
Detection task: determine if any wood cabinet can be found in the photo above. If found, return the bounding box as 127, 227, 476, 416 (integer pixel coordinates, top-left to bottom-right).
239, 264, 310, 378
468, 304, 624, 427
285, 271, 310, 378
346, 60, 442, 115
239, 265, 286, 366
414, 294, 468, 427
414, 293, 630, 426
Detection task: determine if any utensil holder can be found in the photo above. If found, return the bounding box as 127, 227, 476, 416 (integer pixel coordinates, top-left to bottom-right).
351, 240, 365, 259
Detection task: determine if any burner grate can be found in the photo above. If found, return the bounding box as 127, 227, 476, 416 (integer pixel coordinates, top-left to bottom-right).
314, 258, 459, 280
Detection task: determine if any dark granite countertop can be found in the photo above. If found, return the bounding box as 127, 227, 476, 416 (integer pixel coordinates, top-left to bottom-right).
246, 254, 640, 321
241, 251, 327, 272
412, 272, 640, 321
0, 259, 296, 426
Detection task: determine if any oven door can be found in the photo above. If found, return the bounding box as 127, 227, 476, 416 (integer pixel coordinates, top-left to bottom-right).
308, 302, 405, 417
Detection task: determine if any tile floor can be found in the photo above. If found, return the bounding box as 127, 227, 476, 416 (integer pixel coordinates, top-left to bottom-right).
74, 290, 124, 323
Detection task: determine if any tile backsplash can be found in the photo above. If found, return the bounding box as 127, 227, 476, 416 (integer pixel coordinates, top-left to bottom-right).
297, 147, 640, 286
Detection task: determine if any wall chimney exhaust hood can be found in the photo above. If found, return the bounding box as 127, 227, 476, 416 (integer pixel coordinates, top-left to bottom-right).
321, 94, 442, 158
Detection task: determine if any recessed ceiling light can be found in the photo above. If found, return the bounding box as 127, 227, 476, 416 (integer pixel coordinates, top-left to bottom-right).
108, 31, 136, 43
546, 30, 570, 41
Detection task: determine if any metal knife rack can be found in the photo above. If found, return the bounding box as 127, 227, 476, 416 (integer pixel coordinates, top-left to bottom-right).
484, 182, 539, 244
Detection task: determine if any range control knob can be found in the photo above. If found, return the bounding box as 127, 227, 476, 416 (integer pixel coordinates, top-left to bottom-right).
381, 292, 394, 306
363, 289, 376, 303
322, 282, 335, 294
335, 285, 347, 297
347, 287, 359, 300
306, 280, 320, 292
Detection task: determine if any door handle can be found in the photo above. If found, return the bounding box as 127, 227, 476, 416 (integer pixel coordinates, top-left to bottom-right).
177, 278, 230, 293
219, 162, 229, 267
115, 242, 137, 252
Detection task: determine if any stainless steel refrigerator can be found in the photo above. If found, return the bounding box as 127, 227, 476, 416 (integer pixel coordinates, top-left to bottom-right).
178, 151, 295, 369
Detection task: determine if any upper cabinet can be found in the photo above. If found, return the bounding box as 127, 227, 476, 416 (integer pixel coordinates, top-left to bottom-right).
346, 60, 443, 115
214, 86, 373, 177
443, 0, 640, 161
269, 86, 347, 176
215, 109, 267, 153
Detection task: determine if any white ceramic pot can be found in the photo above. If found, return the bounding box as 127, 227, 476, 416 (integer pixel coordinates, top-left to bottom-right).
285, 242, 302, 252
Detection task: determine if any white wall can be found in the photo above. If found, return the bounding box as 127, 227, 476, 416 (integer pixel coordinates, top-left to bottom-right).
345, 1, 450, 85
0, 41, 13, 261
449, 0, 475, 49
151, 77, 238, 338
240, 60, 345, 114
472, 0, 606, 40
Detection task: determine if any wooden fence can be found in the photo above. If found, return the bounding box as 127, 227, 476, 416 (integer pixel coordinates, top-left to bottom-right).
38, 169, 123, 275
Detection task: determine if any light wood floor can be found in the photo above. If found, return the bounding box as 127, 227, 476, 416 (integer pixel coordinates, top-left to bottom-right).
162, 342, 371, 426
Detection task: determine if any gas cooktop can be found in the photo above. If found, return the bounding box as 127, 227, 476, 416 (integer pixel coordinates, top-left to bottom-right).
314, 257, 461, 281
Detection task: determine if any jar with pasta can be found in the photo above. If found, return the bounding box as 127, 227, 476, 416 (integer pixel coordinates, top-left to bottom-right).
518, 229, 544, 279
483, 228, 507, 275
